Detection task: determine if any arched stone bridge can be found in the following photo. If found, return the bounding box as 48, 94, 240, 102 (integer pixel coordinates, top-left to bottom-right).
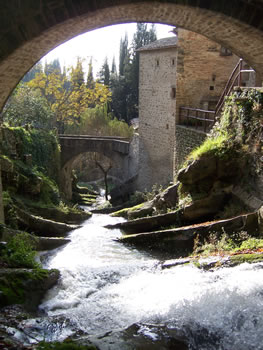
59, 134, 130, 199
59, 134, 130, 167
0, 0, 263, 221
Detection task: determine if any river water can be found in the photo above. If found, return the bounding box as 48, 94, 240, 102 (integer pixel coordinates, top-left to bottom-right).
27, 212, 263, 349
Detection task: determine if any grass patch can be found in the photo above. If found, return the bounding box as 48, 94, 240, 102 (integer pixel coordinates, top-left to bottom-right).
188, 134, 229, 161
234, 237, 263, 252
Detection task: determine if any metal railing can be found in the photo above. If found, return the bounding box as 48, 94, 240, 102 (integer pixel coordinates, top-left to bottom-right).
178, 107, 216, 133
215, 59, 255, 116
178, 59, 255, 133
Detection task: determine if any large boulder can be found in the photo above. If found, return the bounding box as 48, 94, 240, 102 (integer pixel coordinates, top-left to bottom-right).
0, 268, 60, 311
127, 200, 155, 220
177, 155, 217, 185
153, 182, 179, 211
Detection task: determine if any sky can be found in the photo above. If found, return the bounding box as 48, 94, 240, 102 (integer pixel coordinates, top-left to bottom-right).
43, 23, 175, 77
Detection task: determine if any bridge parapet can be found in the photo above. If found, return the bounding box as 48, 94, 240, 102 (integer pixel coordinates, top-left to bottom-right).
59, 135, 130, 168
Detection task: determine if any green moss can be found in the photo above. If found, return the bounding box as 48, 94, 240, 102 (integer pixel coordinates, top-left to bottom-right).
229, 253, 263, 265
0, 268, 52, 308
0, 275, 25, 306
10, 127, 60, 182
111, 203, 145, 218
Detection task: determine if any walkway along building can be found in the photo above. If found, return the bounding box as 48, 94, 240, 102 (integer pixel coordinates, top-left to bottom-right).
136, 28, 257, 191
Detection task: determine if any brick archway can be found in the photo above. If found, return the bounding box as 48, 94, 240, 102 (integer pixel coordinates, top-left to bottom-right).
0, 0, 263, 221
0, 1, 263, 111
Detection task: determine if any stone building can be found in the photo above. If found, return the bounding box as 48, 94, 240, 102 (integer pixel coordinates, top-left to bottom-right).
137, 37, 178, 191
137, 28, 254, 191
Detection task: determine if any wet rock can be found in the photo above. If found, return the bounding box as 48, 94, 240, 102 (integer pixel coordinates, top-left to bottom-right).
161, 258, 191, 269
119, 227, 195, 254
106, 210, 183, 235
16, 207, 80, 237
78, 323, 188, 350
127, 200, 155, 220
118, 212, 260, 254
29, 206, 91, 225
36, 237, 71, 250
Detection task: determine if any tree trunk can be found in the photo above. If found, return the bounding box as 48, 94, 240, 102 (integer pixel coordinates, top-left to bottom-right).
95, 160, 112, 200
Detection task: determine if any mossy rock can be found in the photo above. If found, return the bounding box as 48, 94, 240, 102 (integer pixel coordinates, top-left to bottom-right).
228, 253, 263, 266
111, 203, 145, 219
0, 268, 60, 310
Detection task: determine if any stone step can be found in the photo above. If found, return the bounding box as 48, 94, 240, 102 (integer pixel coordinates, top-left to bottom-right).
118, 212, 259, 254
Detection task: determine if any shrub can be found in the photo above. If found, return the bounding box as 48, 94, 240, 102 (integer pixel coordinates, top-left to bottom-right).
234, 237, 263, 252
3, 232, 39, 268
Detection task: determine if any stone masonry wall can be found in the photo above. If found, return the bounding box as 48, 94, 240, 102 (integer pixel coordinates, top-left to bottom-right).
175, 28, 240, 119
175, 125, 207, 171
137, 47, 177, 191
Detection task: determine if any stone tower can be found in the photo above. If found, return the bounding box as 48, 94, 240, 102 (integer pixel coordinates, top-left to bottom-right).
137, 29, 245, 191
137, 37, 178, 191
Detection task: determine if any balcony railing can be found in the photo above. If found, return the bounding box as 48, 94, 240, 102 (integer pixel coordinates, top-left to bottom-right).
178, 107, 216, 133
178, 59, 255, 133
215, 59, 255, 116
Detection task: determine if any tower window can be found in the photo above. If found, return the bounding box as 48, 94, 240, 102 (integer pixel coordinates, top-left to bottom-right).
171, 57, 176, 66
156, 58, 160, 67
171, 87, 176, 99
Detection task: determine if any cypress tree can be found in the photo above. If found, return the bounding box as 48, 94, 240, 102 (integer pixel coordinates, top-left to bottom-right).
86, 58, 95, 89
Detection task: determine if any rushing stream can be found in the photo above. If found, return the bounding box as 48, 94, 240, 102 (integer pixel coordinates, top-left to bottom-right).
22, 211, 263, 349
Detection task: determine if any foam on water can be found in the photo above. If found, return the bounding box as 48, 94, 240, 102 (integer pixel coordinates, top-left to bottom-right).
39, 213, 263, 349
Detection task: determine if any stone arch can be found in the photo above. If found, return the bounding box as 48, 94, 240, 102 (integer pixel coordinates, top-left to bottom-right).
1, 0, 263, 220
0, 1, 263, 111
59, 137, 130, 199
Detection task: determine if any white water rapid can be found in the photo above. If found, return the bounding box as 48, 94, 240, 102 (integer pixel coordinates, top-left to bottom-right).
36, 212, 263, 349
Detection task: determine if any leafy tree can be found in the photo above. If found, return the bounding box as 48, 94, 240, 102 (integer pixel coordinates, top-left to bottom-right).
28, 62, 111, 133
2, 83, 53, 129
22, 61, 43, 83
110, 75, 129, 122
110, 23, 157, 122
44, 59, 61, 76
64, 105, 133, 139
71, 57, 85, 87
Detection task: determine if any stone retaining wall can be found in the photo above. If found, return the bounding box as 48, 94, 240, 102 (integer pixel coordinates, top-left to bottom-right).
175, 125, 207, 171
